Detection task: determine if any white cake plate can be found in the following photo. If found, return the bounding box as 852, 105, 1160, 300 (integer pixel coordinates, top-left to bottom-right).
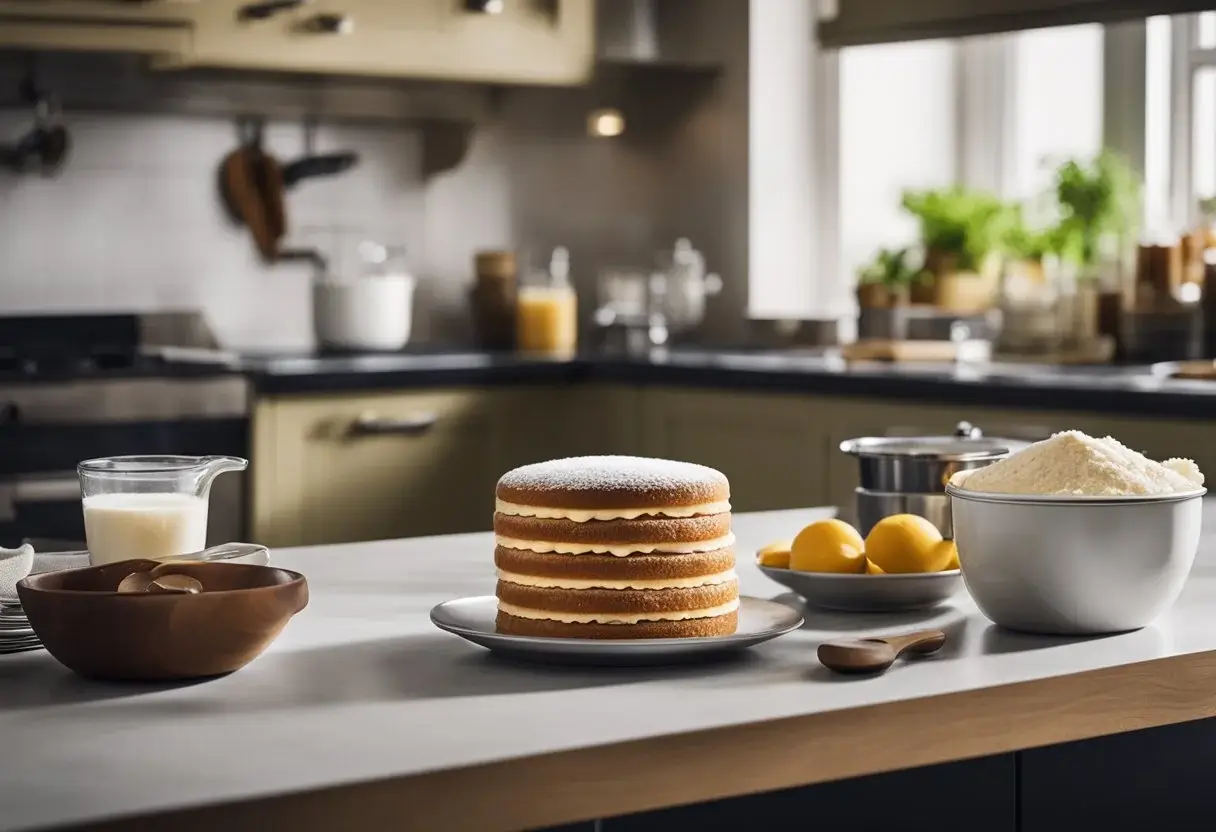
430, 595, 804, 666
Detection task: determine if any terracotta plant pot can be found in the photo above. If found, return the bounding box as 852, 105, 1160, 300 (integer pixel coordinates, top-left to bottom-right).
922, 249, 1001, 312
856, 283, 911, 309
934, 270, 999, 313
910, 279, 936, 305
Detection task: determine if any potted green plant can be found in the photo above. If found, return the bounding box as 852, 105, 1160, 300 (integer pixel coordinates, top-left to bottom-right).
1047, 151, 1140, 341
1052, 150, 1140, 272
900, 187, 1014, 311
1001, 204, 1064, 284
1200, 195, 1216, 251
855, 247, 925, 308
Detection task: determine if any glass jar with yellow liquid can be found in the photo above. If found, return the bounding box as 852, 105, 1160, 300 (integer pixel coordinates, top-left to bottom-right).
516, 247, 577, 358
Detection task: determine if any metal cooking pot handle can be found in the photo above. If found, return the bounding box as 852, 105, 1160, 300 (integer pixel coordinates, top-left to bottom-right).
349, 412, 438, 437
955, 421, 982, 439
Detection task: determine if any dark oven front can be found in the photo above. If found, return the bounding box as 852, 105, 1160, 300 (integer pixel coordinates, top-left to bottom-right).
0, 376, 249, 551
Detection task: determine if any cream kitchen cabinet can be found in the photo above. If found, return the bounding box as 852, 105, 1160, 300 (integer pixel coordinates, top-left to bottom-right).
178, 0, 594, 85
252, 388, 512, 547
250, 384, 641, 547
0, 0, 195, 54
486, 384, 644, 473
556, 384, 645, 458
251, 381, 1216, 548
640, 389, 830, 513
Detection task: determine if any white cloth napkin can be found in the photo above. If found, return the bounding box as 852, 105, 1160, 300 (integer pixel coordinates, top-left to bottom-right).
30, 550, 90, 575
0, 544, 35, 604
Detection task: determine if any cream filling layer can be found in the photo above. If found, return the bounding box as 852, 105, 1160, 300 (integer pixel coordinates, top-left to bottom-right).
495, 533, 735, 556
495, 498, 731, 522
498, 598, 740, 624
497, 568, 737, 591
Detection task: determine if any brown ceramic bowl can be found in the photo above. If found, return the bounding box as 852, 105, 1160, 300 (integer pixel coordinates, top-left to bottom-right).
17, 559, 309, 681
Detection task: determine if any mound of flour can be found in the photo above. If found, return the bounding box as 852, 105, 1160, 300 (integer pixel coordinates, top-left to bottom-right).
950, 431, 1205, 496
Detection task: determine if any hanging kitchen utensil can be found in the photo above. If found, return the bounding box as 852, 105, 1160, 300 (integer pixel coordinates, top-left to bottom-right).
0, 70, 70, 177
282, 118, 359, 189
217, 118, 286, 262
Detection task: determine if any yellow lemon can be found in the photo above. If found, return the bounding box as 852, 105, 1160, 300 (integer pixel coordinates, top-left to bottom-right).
790, 519, 866, 574
937, 539, 960, 571
864, 514, 945, 574
756, 539, 793, 569
864, 558, 885, 575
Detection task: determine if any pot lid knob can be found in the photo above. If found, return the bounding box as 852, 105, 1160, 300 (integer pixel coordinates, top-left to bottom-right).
955, 421, 982, 439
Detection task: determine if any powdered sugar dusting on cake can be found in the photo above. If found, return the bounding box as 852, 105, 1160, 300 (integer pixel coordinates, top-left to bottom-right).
498, 456, 727, 496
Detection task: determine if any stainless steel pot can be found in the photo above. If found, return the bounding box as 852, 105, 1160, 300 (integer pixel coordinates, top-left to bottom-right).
839, 422, 1018, 493
855, 488, 952, 538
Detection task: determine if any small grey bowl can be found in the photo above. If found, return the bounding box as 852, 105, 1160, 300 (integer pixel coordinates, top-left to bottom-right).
947, 484, 1205, 635
757, 563, 962, 613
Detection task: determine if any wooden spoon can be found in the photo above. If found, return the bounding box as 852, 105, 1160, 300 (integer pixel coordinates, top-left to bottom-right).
817, 629, 947, 675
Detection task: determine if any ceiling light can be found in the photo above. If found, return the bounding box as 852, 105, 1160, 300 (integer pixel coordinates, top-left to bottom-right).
587, 108, 626, 138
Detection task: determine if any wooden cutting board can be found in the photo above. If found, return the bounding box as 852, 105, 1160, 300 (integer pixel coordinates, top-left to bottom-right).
1169, 360, 1216, 380
841, 339, 959, 363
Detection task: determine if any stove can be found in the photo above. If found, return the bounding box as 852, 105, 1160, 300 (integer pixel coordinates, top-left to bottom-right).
0, 313, 249, 548
0, 314, 184, 379
0, 351, 158, 377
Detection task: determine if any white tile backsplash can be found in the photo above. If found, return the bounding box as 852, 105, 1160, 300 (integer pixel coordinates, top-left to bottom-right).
0, 111, 428, 350
0, 1, 754, 350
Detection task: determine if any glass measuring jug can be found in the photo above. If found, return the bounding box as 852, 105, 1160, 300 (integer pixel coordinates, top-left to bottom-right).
78, 455, 248, 566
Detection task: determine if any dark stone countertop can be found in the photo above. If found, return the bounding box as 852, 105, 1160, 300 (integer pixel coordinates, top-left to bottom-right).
238, 349, 1216, 420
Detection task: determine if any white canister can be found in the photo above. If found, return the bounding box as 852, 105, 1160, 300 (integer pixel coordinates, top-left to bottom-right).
313, 273, 416, 351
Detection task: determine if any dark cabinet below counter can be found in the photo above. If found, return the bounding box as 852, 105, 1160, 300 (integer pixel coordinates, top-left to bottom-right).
538, 717, 1216, 832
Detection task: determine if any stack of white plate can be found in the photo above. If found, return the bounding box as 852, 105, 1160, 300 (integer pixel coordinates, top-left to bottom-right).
0, 602, 40, 655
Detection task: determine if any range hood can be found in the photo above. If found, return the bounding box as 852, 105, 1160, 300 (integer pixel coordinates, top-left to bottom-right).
596, 0, 719, 69
818, 0, 1216, 48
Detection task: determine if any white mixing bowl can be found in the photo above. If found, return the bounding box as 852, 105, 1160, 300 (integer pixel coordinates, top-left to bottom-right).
947, 484, 1205, 635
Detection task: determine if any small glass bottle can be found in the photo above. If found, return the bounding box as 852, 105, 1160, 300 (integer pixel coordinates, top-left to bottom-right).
516, 247, 578, 358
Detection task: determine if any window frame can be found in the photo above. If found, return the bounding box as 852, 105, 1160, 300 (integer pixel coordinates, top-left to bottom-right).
1165, 12, 1216, 227
806, 18, 1144, 319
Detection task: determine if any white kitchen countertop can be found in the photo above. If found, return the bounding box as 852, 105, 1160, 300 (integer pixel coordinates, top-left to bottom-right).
4, 506, 1216, 832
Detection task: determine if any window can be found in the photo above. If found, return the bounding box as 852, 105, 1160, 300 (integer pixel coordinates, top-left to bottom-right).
1008, 25, 1104, 202
1144, 15, 1172, 231
1137, 12, 1216, 233
798, 23, 1108, 316
748, 12, 1164, 319
838, 40, 958, 296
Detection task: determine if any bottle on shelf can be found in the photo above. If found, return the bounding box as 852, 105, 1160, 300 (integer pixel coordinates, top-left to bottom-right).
469, 249, 518, 351
516, 246, 578, 359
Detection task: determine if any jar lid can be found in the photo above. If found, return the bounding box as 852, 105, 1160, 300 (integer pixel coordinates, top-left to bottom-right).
475, 250, 517, 280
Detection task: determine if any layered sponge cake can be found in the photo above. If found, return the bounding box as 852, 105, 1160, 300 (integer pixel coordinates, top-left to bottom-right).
494, 456, 739, 639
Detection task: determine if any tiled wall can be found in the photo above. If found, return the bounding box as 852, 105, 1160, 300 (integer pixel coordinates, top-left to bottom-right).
0, 110, 513, 349
0, 0, 749, 350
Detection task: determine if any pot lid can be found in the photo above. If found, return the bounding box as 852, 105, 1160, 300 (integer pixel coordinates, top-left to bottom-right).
839, 423, 1019, 461
839, 435, 1015, 461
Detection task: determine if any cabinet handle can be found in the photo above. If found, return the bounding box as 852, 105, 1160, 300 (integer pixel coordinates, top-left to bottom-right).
298, 12, 355, 34
349, 412, 438, 437
464, 0, 505, 13
237, 0, 311, 22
